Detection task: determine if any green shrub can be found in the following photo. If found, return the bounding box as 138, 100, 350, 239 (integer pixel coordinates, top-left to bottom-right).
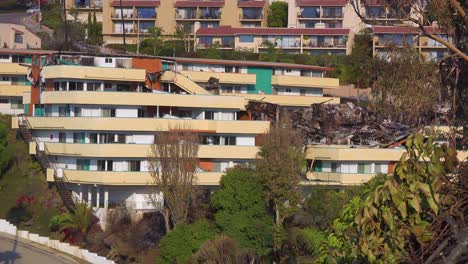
158, 220, 217, 263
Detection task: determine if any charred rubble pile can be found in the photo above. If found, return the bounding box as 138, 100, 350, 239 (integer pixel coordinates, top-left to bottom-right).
289, 102, 417, 146
290, 103, 415, 145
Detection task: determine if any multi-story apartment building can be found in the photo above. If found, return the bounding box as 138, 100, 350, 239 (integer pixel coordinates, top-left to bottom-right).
373, 26, 452, 62
194, 26, 351, 55
3, 48, 339, 211
65, 0, 104, 22
102, 0, 270, 45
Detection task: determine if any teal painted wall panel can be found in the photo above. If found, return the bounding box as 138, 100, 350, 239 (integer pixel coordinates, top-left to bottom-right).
247, 67, 272, 94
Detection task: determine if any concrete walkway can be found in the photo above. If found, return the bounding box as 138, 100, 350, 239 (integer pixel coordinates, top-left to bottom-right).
0, 232, 82, 264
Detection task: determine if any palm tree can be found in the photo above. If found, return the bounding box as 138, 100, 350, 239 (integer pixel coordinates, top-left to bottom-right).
59, 203, 95, 235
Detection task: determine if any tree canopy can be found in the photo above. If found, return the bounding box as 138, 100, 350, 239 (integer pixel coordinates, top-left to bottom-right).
211, 167, 273, 256
268, 2, 288, 27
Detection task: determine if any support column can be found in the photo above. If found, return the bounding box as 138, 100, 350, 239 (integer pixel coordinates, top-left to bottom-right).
104, 187, 109, 209
96, 186, 100, 208
78, 184, 83, 203
87, 185, 92, 207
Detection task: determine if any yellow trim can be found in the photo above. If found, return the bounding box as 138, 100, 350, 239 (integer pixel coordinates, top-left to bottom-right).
37, 142, 259, 159
179, 71, 256, 85
0, 63, 28, 75
42, 65, 146, 82
42, 91, 247, 110
0, 85, 29, 97
22, 117, 270, 134
271, 75, 339, 89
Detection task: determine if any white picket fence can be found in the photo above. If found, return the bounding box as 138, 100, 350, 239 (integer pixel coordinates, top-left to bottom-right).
0, 219, 115, 264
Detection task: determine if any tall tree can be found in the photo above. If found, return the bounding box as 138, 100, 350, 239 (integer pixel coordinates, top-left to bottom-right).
148, 128, 199, 232
211, 167, 273, 256
268, 1, 288, 27
147, 27, 164, 55
370, 47, 441, 124
256, 115, 305, 257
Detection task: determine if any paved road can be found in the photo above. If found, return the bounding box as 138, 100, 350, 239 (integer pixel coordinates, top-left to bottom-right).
0, 13, 29, 25
0, 233, 80, 264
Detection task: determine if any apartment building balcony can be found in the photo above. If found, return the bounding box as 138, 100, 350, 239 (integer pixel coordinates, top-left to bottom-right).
30, 142, 259, 160
74, 0, 103, 10
271, 75, 339, 89
302, 41, 346, 49
197, 42, 234, 49
305, 171, 375, 185
0, 63, 28, 75
42, 65, 146, 82
179, 71, 256, 85
47, 168, 223, 186
220, 94, 340, 107
41, 91, 247, 110
0, 85, 30, 97
305, 145, 404, 161
13, 117, 270, 134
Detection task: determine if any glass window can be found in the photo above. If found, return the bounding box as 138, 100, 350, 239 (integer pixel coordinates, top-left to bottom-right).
59, 132, 66, 143
107, 160, 113, 171
239, 35, 254, 43
300, 7, 320, 18
97, 160, 106, 171
205, 111, 214, 120
102, 108, 116, 117
137, 7, 156, 18
87, 82, 101, 91
74, 107, 82, 117
128, 160, 141, 171
224, 136, 236, 146
14, 33, 23, 44
89, 133, 98, 143
358, 163, 372, 174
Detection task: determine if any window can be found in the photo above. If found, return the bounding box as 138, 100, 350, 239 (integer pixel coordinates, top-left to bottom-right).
12, 55, 25, 63
375, 163, 388, 174
0, 55, 9, 60
89, 133, 98, 143
59, 106, 67, 117
97, 160, 106, 171
286, 68, 292, 72
74, 107, 82, 117
285, 88, 292, 93
59, 132, 66, 143
358, 163, 372, 174
312, 160, 322, 172
331, 162, 340, 173
128, 160, 141, 171
73, 132, 84, 143
76, 159, 90, 170
239, 35, 254, 43
138, 108, 146, 118
0, 98, 8, 104
107, 160, 113, 171
102, 108, 116, 117
224, 136, 236, 146
116, 134, 126, 143
87, 82, 101, 91
204, 111, 215, 120
104, 83, 113, 91
14, 33, 23, 44
105, 58, 113, 63
68, 82, 83, 91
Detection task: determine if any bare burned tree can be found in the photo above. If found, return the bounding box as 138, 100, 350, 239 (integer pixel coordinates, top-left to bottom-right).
149, 128, 199, 232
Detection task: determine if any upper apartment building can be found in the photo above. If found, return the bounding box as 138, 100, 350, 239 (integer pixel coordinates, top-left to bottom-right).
195, 26, 351, 55
101, 0, 270, 45
373, 26, 452, 62
65, 0, 104, 22
3, 48, 340, 211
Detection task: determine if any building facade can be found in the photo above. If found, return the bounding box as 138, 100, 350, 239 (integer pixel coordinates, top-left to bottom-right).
0, 24, 41, 50
195, 26, 351, 55
2, 48, 340, 211
101, 0, 270, 45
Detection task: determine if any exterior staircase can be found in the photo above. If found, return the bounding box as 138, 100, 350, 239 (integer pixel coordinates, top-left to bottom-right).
17, 117, 76, 212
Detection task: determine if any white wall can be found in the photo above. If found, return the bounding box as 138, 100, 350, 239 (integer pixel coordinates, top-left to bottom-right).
275, 87, 323, 96
237, 135, 255, 146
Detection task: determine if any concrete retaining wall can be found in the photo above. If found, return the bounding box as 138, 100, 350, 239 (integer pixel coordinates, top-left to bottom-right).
0, 219, 115, 264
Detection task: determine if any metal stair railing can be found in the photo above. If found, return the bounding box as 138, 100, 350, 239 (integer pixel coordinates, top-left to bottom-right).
18, 116, 76, 212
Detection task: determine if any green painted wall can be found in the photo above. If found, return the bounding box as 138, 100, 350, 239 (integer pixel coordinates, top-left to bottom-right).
23, 104, 29, 115
247, 67, 272, 94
